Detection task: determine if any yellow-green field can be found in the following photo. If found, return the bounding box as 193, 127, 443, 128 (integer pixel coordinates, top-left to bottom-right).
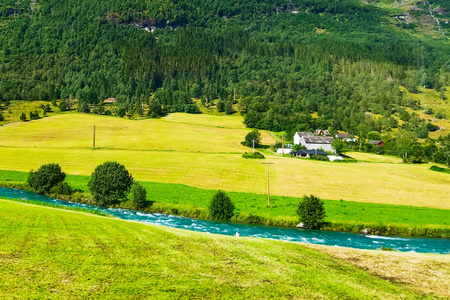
0, 113, 272, 153
1, 113, 450, 209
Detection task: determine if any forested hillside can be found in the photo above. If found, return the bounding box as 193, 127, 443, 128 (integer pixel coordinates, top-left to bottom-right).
0, 0, 449, 139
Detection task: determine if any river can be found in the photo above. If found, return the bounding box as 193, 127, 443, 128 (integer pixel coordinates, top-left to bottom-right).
0, 187, 448, 254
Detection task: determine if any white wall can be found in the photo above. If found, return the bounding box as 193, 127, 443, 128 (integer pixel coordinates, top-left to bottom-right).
304, 143, 334, 153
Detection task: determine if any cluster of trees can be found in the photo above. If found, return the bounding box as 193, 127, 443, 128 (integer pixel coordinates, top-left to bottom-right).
28, 162, 148, 210
1, 0, 449, 129
25, 164, 327, 231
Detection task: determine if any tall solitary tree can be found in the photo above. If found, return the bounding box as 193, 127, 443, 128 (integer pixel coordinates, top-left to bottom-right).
297, 195, 327, 229
88, 161, 133, 207
244, 129, 262, 148
209, 190, 235, 221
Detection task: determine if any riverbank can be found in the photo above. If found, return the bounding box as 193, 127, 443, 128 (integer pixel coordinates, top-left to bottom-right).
1, 180, 449, 238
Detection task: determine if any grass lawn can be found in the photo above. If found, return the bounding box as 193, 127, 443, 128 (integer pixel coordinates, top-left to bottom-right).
346, 152, 403, 163
0, 113, 449, 209
0, 199, 441, 299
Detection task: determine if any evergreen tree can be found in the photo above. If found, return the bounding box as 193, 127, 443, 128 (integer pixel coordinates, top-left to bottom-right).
209, 190, 235, 221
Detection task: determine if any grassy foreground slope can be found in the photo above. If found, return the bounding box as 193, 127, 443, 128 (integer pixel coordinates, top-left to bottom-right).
0, 199, 438, 299
1, 113, 450, 208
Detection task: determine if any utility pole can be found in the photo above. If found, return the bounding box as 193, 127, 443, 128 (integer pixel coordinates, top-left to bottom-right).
93, 125, 96, 149
262, 162, 274, 206
282, 135, 285, 156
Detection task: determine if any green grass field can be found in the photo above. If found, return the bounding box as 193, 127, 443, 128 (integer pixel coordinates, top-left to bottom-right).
0, 199, 445, 299
0, 113, 449, 209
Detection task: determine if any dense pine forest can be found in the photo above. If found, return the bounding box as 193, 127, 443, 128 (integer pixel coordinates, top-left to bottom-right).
1, 0, 450, 155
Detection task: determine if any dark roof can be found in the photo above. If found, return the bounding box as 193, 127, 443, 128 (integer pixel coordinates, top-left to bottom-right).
291, 150, 328, 156
368, 140, 383, 145
303, 136, 333, 144
295, 132, 314, 137
314, 129, 331, 136
336, 133, 350, 138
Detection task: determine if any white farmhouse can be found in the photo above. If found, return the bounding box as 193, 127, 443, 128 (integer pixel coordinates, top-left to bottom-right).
294, 132, 335, 153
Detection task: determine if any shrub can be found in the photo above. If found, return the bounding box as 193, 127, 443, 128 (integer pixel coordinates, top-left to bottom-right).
242, 152, 265, 159
216, 99, 225, 112
209, 190, 235, 221
129, 182, 147, 210
430, 165, 450, 174
117, 108, 126, 117
50, 181, 73, 195
225, 101, 234, 115
297, 195, 327, 229
0, 111, 4, 121
88, 161, 133, 207
309, 155, 329, 161
436, 112, 446, 119
28, 163, 66, 194
59, 102, 67, 112
184, 104, 201, 114
20, 112, 27, 122
29, 110, 40, 120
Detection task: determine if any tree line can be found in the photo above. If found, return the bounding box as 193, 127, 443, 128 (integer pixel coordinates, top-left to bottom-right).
0, 0, 449, 148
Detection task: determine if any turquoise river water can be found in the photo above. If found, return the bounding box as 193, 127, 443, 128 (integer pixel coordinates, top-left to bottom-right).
0, 187, 448, 254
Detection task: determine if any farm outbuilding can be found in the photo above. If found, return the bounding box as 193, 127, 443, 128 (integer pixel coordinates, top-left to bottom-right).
368, 140, 384, 146
294, 132, 334, 153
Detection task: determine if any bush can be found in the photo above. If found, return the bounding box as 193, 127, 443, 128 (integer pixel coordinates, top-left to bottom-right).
20, 112, 27, 122
50, 181, 73, 195
117, 108, 126, 117
297, 195, 327, 229
129, 182, 147, 210
28, 163, 66, 194
209, 190, 235, 221
184, 104, 201, 114
430, 165, 450, 174
242, 152, 265, 159
0, 111, 4, 121
59, 102, 67, 112
309, 155, 329, 161
88, 161, 133, 207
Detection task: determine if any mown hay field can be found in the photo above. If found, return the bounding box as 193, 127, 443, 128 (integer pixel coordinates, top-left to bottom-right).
0, 199, 443, 299
0, 113, 449, 209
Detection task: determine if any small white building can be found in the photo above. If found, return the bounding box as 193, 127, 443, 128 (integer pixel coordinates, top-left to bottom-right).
276, 148, 293, 155
294, 132, 335, 153
328, 155, 344, 162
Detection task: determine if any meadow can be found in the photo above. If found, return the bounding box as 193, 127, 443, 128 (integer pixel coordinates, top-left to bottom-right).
0, 113, 449, 209
0, 199, 447, 299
